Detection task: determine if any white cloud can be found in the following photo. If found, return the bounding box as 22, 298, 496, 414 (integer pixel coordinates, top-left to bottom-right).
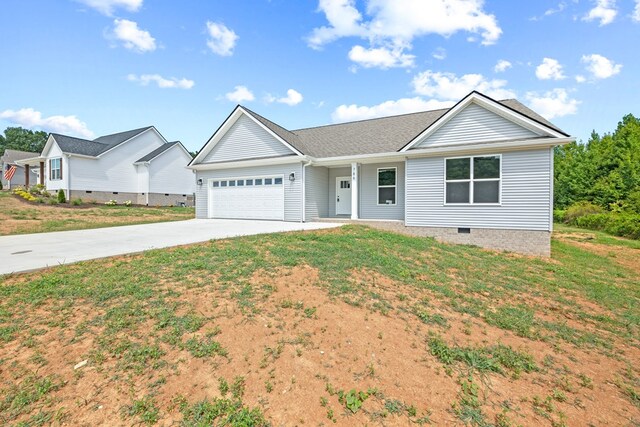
308, 0, 501, 69
412, 70, 515, 100
575, 75, 587, 83
535, 58, 565, 80
494, 59, 512, 73
583, 0, 617, 25
581, 53, 622, 79
432, 47, 447, 60
225, 86, 255, 103
127, 74, 194, 89
525, 89, 579, 119
348, 45, 415, 68
332, 97, 454, 123
111, 19, 156, 53
276, 89, 304, 106
634, 0, 640, 22
530, 1, 568, 21
206, 21, 238, 56
75, 0, 142, 16
0, 108, 94, 139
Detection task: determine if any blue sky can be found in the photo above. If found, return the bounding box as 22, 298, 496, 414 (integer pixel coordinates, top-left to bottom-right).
1, 0, 638, 151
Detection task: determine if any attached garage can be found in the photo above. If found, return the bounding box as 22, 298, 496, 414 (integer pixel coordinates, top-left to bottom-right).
208, 175, 285, 220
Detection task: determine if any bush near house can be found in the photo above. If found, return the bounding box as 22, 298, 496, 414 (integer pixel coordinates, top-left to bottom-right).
57, 189, 66, 204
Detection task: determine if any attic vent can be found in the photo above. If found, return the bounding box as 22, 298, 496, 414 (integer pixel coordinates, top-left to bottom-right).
458, 228, 471, 234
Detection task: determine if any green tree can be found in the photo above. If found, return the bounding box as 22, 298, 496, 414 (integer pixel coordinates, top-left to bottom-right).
0, 127, 48, 156
555, 114, 640, 211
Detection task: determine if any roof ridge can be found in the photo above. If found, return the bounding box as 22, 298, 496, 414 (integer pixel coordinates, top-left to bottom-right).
93, 126, 153, 141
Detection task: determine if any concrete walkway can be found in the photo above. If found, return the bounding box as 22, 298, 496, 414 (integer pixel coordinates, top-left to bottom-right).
0, 219, 341, 275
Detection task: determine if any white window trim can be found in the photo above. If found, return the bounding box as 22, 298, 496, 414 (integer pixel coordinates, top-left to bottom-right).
377, 167, 397, 206
50, 157, 62, 181
443, 155, 502, 206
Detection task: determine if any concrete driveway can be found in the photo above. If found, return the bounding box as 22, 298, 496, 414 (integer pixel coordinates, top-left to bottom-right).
0, 219, 341, 275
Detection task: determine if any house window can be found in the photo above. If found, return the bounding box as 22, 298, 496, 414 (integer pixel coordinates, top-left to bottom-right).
445, 156, 500, 204
377, 167, 396, 205
50, 158, 62, 180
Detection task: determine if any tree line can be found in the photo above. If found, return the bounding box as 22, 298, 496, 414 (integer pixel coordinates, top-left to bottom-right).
0, 127, 48, 156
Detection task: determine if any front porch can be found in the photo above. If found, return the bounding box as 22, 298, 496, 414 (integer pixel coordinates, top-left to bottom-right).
305, 161, 405, 222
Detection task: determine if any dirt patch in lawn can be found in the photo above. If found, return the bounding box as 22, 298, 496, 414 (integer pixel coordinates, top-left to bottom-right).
556, 233, 640, 275
1, 263, 638, 426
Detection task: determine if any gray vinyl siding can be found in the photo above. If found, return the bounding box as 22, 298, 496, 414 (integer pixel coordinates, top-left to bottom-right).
305, 166, 328, 220
328, 167, 351, 217
405, 149, 552, 231
359, 162, 405, 220
413, 103, 540, 148
202, 115, 295, 163
195, 162, 303, 221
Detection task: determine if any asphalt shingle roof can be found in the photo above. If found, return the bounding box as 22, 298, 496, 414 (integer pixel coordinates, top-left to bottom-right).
1, 149, 40, 164
135, 141, 181, 163
51, 126, 154, 157
241, 98, 568, 159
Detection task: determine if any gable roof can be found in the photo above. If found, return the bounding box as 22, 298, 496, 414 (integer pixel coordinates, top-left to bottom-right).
206, 97, 567, 161
50, 126, 154, 157
1, 149, 41, 164
135, 141, 191, 163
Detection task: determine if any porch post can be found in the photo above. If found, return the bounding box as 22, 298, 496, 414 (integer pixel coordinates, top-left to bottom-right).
39, 161, 44, 185
25, 165, 30, 188
351, 162, 359, 220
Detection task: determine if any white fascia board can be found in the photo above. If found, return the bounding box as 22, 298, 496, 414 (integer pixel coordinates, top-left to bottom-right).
189, 155, 308, 171
401, 93, 566, 152
313, 136, 574, 166
14, 156, 45, 166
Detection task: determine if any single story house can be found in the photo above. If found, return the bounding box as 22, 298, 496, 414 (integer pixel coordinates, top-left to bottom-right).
188, 91, 574, 256
1, 149, 40, 189
17, 126, 195, 206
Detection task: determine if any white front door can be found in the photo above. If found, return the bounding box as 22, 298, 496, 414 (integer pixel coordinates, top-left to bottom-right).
335, 176, 351, 215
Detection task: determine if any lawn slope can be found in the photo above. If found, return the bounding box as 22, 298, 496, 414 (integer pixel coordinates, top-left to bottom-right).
0, 225, 638, 426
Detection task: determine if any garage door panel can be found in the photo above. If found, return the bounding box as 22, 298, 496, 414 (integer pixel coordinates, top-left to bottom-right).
209, 176, 285, 220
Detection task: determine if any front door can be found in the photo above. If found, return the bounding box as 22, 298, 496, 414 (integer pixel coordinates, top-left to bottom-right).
335, 176, 351, 215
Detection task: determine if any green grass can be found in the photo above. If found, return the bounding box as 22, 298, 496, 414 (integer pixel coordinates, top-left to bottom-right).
0, 224, 638, 424
0, 190, 194, 235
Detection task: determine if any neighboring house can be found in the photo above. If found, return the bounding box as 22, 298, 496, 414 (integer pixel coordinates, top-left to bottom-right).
1, 149, 40, 189
188, 91, 574, 256
17, 127, 195, 206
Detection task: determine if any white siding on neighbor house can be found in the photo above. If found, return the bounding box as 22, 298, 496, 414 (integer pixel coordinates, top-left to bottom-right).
68, 130, 165, 193
137, 164, 149, 195
413, 103, 540, 148
359, 162, 405, 220
195, 162, 303, 221
202, 115, 295, 164
328, 167, 351, 217
43, 142, 67, 192
305, 166, 329, 219
149, 146, 195, 195
405, 148, 553, 231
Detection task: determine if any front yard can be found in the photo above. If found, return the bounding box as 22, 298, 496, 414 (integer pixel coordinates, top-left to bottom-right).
0, 191, 194, 235
0, 225, 638, 426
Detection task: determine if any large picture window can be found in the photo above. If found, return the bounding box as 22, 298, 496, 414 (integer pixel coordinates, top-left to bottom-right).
50, 158, 62, 181
377, 167, 396, 205
445, 156, 500, 204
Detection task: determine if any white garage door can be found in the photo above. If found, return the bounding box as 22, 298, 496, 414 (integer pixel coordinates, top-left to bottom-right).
208, 175, 285, 220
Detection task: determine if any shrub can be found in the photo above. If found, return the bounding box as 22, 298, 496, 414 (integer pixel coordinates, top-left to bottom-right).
574, 213, 640, 240
627, 189, 640, 214
105, 200, 117, 206
553, 209, 566, 223
0, 181, 3, 190
47, 198, 58, 205
564, 201, 603, 223
124, 200, 132, 207
72, 198, 83, 206
57, 189, 66, 204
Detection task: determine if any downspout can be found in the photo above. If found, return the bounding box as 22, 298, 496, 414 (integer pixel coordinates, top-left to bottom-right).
302, 160, 313, 223
65, 154, 71, 201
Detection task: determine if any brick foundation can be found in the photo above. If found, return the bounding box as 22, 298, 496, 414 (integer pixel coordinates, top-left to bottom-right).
317, 219, 551, 257
68, 190, 194, 207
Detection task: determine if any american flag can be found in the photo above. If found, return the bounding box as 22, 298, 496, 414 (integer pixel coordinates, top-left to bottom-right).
3, 165, 17, 181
